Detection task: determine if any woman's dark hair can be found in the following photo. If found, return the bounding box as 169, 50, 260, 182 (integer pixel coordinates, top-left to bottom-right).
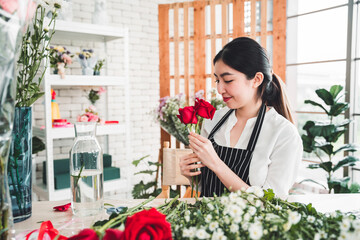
213, 37, 294, 123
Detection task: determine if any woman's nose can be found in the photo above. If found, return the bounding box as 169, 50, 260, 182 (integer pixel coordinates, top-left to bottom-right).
217, 82, 225, 94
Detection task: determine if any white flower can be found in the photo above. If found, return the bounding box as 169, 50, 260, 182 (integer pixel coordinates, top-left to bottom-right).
274, 205, 282, 211
229, 192, 238, 203
185, 210, 190, 216
188, 227, 197, 238
220, 196, 229, 205
224, 215, 230, 224
230, 224, 239, 233
255, 200, 262, 207
353, 219, 360, 230
307, 215, 316, 223
249, 206, 257, 216
288, 210, 301, 225
249, 222, 263, 240
246, 186, 264, 197
283, 221, 292, 232
211, 229, 226, 240
207, 203, 215, 210
340, 218, 351, 232
182, 228, 191, 238
209, 221, 219, 231
233, 215, 242, 224
242, 222, 249, 231
228, 205, 243, 218
205, 214, 212, 223
184, 215, 190, 222
196, 228, 210, 239
243, 213, 251, 221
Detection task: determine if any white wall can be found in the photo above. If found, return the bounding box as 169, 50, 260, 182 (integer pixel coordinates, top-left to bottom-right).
34, 0, 178, 198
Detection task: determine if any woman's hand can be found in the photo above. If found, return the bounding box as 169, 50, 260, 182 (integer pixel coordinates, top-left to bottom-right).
188, 132, 220, 171
179, 153, 204, 178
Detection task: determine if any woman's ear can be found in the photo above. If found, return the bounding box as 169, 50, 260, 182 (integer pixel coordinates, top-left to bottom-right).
252, 72, 264, 88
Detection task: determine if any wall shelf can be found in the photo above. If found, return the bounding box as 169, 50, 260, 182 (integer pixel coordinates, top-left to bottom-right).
47, 75, 126, 86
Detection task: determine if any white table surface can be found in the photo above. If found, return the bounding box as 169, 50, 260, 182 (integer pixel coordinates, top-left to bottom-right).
14, 194, 360, 238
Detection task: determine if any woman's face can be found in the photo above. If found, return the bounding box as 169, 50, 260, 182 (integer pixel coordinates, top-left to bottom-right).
214, 59, 257, 109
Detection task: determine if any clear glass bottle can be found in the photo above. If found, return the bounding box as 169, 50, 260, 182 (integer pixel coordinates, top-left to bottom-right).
70, 122, 103, 216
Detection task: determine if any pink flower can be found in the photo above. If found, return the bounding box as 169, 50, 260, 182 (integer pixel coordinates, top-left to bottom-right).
80, 115, 89, 122
99, 119, 105, 125
88, 113, 99, 122
61, 54, 72, 65
0, 0, 19, 14
88, 105, 96, 112
98, 87, 106, 94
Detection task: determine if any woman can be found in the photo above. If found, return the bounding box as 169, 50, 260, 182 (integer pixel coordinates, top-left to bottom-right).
179, 37, 303, 197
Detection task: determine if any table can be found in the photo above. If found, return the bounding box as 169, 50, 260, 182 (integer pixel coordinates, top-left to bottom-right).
14, 194, 360, 239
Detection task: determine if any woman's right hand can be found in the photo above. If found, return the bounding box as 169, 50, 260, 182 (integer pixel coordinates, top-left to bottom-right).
179, 153, 205, 178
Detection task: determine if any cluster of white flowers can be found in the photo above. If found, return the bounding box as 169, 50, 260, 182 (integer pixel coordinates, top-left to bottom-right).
171, 186, 360, 240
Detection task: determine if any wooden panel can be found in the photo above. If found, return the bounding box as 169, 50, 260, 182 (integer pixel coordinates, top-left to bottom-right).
221, 1, 227, 47
194, 1, 206, 94
211, 0, 216, 88
233, 0, 245, 38
260, 0, 267, 48
158, 4, 171, 144
250, 0, 256, 39
273, 0, 286, 81
184, 1, 190, 102
174, 3, 180, 94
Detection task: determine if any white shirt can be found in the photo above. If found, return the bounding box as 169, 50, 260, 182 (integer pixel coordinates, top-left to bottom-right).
201, 106, 303, 197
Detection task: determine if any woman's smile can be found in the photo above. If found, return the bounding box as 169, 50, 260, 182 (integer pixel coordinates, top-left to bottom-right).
222, 96, 232, 102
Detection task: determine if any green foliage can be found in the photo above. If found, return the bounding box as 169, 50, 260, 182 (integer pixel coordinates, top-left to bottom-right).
32, 136, 45, 154
94, 59, 105, 73
16, 4, 60, 107
301, 85, 360, 193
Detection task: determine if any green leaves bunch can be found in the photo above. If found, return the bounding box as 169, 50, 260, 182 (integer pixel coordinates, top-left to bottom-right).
16, 2, 61, 107
301, 85, 360, 193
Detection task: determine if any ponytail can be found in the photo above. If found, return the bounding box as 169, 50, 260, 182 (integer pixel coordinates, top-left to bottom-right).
264, 73, 294, 124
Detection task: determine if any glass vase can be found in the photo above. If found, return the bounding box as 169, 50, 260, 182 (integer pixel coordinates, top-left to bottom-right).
8, 107, 32, 223
82, 67, 93, 75
70, 122, 104, 216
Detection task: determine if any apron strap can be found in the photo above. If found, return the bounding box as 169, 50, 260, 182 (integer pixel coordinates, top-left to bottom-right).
246, 103, 267, 152
208, 109, 235, 140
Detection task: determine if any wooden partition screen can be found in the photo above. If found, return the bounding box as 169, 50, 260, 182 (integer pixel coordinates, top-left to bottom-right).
159, 0, 286, 147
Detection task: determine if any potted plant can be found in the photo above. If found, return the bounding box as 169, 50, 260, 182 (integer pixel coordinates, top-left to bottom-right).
93, 59, 105, 75
8, 1, 62, 223
301, 85, 360, 193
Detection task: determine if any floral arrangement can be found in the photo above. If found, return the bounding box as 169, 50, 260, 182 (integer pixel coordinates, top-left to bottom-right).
77, 105, 104, 124
43, 187, 359, 240
155, 90, 224, 146
86, 87, 106, 105
49, 45, 73, 76
94, 59, 105, 75
77, 49, 98, 75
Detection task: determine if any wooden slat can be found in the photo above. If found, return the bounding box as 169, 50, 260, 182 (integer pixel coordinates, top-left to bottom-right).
168, 30, 273, 41
221, 1, 227, 47
211, 0, 216, 88
233, 0, 245, 38
184, 1, 190, 102
260, 0, 267, 48
273, 0, 286, 81
250, 0, 256, 39
194, 1, 206, 95
159, 4, 171, 145
174, 3, 180, 94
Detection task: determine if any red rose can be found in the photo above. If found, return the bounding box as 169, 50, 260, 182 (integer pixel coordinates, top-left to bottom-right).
194, 98, 216, 120
68, 229, 99, 240
122, 208, 172, 240
177, 106, 197, 124
103, 229, 124, 240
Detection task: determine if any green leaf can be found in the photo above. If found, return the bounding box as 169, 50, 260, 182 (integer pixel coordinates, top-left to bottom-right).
335, 119, 351, 128
332, 156, 359, 171
304, 100, 328, 114
299, 179, 327, 189
319, 161, 332, 173
329, 85, 343, 100
334, 144, 358, 154
27, 92, 44, 106
315, 89, 334, 105
329, 103, 349, 116
307, 163, 320, 169
148, 161, 162, 167
132, 154, 151, 167
349, 182, 360, 193
134, 170, 157, 175
328, 177, 351, 193
308, 123, 335, 137
315, 143, 333, 156
302, 121, 315, 132
301, 134, 315, 153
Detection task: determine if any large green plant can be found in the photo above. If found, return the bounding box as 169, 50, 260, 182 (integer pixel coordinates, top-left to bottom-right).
301, 85, 360, 193
16, 2, 60, 107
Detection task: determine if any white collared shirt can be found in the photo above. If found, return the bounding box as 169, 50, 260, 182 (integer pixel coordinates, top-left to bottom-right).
201, 106, 303, 197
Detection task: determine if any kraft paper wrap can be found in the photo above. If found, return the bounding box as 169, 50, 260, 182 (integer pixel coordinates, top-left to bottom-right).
163, 148, 192, 185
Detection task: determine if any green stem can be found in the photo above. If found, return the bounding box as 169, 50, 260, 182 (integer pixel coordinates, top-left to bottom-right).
74, 163, 85, 189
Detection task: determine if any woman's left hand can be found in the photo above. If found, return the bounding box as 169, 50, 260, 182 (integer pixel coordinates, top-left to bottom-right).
188, 132, 220, 171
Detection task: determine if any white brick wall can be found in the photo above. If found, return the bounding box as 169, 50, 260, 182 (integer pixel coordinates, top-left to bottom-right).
34, 0, 178, 199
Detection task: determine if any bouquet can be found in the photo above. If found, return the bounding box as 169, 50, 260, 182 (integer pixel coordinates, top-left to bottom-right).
86, 87, 106, 105
155, 90, 224, 146
77, 49, 97, 75
77, 105, 104, 124
49, 45, 73, 77
93, 59, 105, 75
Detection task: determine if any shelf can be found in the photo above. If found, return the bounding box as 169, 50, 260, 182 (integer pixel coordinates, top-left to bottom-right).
47, 74, 126, 86
47, 19, 125, 41
33, 124, 126, 140
33, 178, 129, 201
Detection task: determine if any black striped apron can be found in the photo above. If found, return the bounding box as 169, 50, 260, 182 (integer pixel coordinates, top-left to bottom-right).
201, 103, 267, 197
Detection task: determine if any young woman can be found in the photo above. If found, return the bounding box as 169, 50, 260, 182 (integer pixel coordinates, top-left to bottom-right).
179, 37, 303, 197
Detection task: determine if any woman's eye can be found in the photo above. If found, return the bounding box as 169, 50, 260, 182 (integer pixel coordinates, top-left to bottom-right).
224, 80, 233, 83
215, 79, 219, 83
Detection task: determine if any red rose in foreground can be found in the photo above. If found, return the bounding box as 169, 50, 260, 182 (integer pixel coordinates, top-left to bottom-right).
123, 208, 172, 240
103, 229, 124, 240
194, 98, 216, 120
53, 202, 71, 211
68, 229, 99, 240
177, 106, 197, 124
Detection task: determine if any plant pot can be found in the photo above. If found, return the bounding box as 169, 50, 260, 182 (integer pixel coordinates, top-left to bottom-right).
93, 70, 100, 76
8, 107, 32, 222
